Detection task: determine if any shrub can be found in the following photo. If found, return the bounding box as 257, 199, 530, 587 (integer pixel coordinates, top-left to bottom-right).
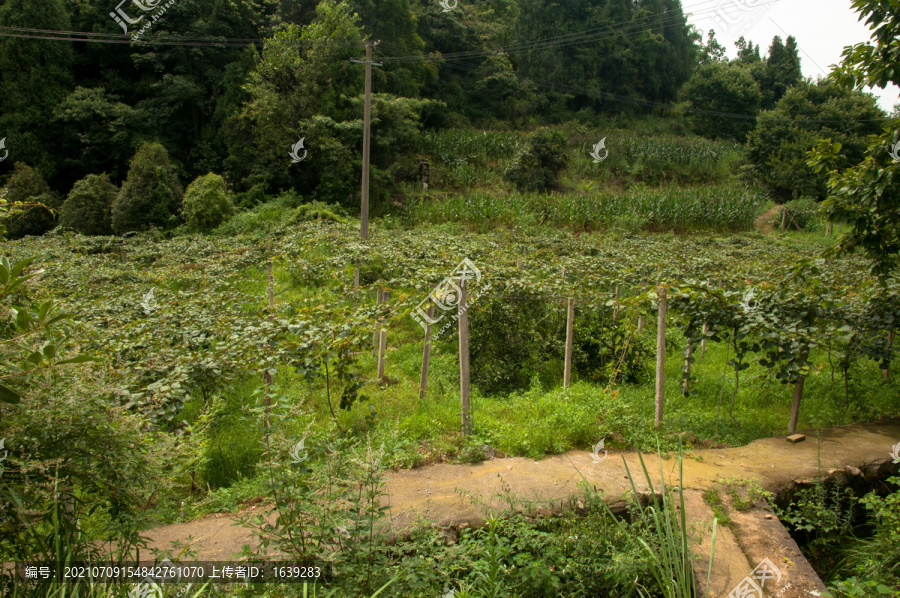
111, 143, 184, 234
59, 173, 118, 235
233, 182, 270, 210
3, 163, 58, 239
291, 201, 348, 224
681, 62, 761, 142
505, 128, 569, 192
466, 294, 565, 395
573, 313, 652, 384
182, 173, 235, 231
778, 197, 822, 231
745, 81, 883, 201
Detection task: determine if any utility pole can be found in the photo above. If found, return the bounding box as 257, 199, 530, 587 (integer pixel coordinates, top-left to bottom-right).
351, 40, 382, 240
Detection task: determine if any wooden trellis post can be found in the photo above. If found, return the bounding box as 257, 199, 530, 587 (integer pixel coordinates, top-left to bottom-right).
701, 278, 711, 354
788, 348, 809, 434
376, 292, 389, 379
264, 261, 275, 387
373, 288, 384, 356
788, 377, 805, 434
262, 259, 275, 440
419, 304, 436, 400
564, 297, 574, 388
683, 342, 693, 394
655, 285, 667, 429
459, 279, 471, 435
883, 330, 895, 381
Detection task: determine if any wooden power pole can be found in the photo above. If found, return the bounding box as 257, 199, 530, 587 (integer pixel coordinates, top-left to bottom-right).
351, 40, 382, 240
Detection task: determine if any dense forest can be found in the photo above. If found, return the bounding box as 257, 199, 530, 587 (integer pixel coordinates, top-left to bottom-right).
3, 2, 900, 597
0, 0, 834, 236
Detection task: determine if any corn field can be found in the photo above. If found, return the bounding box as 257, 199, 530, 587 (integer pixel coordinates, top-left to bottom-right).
423, 130, 523, 166
410, 184, 765, 232
576, 132, 742, 167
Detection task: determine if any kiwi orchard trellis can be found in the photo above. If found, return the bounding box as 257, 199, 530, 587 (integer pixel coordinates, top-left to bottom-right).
93, 223, 896, 437
290, 225, 899, 439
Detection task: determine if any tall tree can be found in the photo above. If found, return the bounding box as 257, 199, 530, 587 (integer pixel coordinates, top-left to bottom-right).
747, 81, 882, 200
234, 0, 364, 192
0, 0, 73, 182
681, 61, 761, 141
699, 29, 727, 65
348, 0, 432, 97
758, 35, 802, 109
808, 0, 900, 276
513, 0, 696, 118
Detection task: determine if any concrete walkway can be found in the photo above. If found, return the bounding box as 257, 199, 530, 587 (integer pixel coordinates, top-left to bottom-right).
143, 421, 900, 596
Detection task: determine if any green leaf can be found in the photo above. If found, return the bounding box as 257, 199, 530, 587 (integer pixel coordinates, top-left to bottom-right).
0, 384, 21, 404
38, 300, 52, 321
42, 343, 57, 360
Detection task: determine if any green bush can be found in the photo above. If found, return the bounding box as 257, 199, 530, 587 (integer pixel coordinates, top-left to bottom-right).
505, 128, 569, 192
828, 477, 900, 597
778, 197, 822, 231
233, 182, 270, 210
291, 201, 348, 224
681, 62, 761, 142
573, 312, 652, 384
745, 81, 884, 200
3, 162, 59, 239
111, 142, 184, 234
183, 173, 235, 231
59, 173, 118, 236
466, 294, 565, 395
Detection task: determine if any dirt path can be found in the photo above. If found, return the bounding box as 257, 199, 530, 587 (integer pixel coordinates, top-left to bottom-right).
757, 205, 781, 234
142, 421, 900, 562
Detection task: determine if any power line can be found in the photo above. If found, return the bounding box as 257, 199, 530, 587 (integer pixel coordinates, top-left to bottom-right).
0, 0, 759, 55
0, 1, 888, 124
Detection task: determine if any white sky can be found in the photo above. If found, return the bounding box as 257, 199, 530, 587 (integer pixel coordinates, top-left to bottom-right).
686, 0, 900, 113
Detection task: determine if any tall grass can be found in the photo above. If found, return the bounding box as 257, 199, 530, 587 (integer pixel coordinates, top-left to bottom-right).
410, 184, 765, 232
574, 444, 718, 598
